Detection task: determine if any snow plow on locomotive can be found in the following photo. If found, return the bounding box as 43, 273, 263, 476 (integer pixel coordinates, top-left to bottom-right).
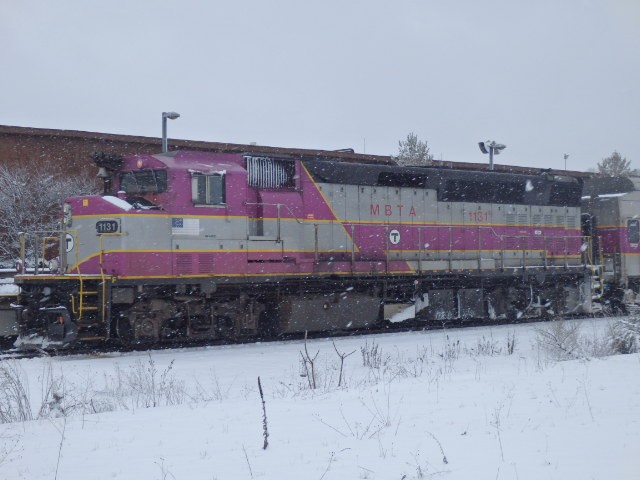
13, 150, 595, 349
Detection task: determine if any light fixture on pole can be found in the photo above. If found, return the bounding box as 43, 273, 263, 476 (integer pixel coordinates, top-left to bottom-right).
564, 153, 569, 171
478, 140, 506, 170
162, 111, 180, 153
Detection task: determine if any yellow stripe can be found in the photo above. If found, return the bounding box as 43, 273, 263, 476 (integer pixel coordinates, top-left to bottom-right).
116, 269, 416, 280
21, 261, 586, 284
67, 248, 368, 272
74, 211, 583, 230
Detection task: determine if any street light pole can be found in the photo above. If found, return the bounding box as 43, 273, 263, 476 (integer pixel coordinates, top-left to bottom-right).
162, 111, 180, 153
478, 140, 506, 170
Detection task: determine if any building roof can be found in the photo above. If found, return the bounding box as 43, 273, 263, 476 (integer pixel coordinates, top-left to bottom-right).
0, 124, 595, 177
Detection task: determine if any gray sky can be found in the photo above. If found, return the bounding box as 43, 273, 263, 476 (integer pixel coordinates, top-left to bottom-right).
2, 0, 639, 171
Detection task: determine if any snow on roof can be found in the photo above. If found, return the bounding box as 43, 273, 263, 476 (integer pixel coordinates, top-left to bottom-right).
188, 168, 227, 175
598, 193, 628, 198
102, 195, 133, 211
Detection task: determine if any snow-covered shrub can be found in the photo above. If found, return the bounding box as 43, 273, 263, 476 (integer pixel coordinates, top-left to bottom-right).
608, 317, 640, 354
192, 370, 235, 403
0, 361, 32, 423
464, 336, 502, 356
536, 320, 583, 361
0, 163, 97, 264
391, 346, 433, 379
440, 336, 460, 362
105, 355, 185, 409
536, 320, 612, 361
0, 360, 80, 423
361, 339, 384, 369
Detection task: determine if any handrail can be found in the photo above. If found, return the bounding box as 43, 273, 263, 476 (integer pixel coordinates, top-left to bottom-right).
100, 267, 107, 325
78, 268, 85, 320
97, 233, 121, 325
245, 201, 305, 243
18, 229, 79, 275
244, 201, 305, 224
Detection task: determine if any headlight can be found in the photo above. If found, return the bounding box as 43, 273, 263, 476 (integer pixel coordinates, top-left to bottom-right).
63, 203, 72, 227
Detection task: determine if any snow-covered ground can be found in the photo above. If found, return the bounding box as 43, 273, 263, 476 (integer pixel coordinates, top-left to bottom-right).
1, 318, 639, 479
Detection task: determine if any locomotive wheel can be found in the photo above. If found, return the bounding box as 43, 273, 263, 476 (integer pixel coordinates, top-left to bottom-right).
116, 317, 135, 346
117, 317, 160, 345
257, 302, 281, 339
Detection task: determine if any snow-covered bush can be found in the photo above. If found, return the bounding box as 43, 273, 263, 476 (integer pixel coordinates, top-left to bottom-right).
608, 317, 640, 354
0, 360, 68, 423
0, 361, 32, 423
536, 320, 612, 361
0, 163, 96, 263
105, 355, 185, 409
360, 339, 385, 369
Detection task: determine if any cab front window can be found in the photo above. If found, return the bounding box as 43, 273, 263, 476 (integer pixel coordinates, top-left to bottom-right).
120, 170, 168, 194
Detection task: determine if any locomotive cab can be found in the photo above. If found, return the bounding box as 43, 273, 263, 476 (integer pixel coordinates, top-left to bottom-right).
14, 151, 255, 347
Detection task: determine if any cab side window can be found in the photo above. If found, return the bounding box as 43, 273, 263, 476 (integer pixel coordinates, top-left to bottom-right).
628, 219, 639, 244
192, 174, 225, 205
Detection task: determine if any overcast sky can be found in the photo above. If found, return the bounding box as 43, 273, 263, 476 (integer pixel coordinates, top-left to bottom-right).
2, 0, 639, 171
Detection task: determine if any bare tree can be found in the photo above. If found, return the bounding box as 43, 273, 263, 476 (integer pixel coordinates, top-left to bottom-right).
0, 161, 97, 264
395, 132, 433, 167
597, 151, 633, 177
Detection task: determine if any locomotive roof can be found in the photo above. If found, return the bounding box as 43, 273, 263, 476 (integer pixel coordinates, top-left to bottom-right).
117, 151, 583, 207
582, 176, 640, 197
303, 160, 583, 207
303, 159, 580, 187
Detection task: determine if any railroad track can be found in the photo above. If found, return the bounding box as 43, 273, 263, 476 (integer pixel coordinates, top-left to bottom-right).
0, 312, 613, 362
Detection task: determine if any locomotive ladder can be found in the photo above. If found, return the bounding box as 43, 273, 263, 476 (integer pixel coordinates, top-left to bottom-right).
71, 270, 112, 341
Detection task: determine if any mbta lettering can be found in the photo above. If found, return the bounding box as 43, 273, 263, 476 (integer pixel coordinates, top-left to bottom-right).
370, 204, 417, 217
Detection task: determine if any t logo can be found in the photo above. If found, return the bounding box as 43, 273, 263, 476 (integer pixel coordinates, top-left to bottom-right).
389, 229, 400, 245
65, 233, 75, 252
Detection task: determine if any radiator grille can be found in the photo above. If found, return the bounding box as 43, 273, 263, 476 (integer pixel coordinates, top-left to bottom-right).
198, 253, 215, 274
246, 156, 295, 189
176, 253, 192, 275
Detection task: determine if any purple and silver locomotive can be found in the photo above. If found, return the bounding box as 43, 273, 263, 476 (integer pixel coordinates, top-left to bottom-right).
14, 150, 591, 348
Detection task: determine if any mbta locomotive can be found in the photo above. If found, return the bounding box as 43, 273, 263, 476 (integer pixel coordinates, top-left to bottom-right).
14, 149, 594, 348
582, 176, 640, 309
